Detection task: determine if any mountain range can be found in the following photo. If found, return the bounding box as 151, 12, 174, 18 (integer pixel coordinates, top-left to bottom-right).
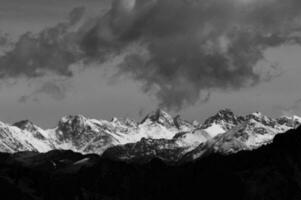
0, 108, 300, 162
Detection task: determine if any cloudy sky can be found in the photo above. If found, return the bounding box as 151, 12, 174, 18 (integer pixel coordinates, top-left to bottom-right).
0, 0, 301, 128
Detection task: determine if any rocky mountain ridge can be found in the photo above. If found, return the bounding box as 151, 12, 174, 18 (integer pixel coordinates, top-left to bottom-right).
0, 109, 300, 162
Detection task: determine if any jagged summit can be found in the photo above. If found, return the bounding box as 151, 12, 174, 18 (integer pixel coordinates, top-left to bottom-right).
293, 115, 301, 123
141, 109, 175, 127
277, 115, 301, 129
12, 120, 49, 141
202, 109, 237, 127
218, 108, 235, 115
59, 115, 87, 127
251, 111, 264, 117
57, 114, 107, 136
111, 117, 138, 128
200, 109, 242, 137
246, 112, 275, 127
13, 120, 36, 131
248, 111, 269, 120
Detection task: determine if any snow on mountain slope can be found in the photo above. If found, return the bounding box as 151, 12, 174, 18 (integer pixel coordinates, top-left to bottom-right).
46, 115, 132, 154
209, 111, 300, 153
104, 109, 301, 162
185, 112, 301, 161
293, 115, 301, 124
211, 120, 276, 155
201, 109, 244, 137
276, 115, 301, 131
104, 109, 287, 162
81, 110, 198, 154
103, 137, 190, 163
138, 109, 182, 139
26, 109, 196, 155
0, 121, 53, 153
174, 129, 210, 149
0, 109, 300, 162
103, 128, 212, 163
203, 123, 226, 138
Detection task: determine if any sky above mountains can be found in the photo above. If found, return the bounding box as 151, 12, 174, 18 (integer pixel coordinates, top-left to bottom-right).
0, 0, 301, 127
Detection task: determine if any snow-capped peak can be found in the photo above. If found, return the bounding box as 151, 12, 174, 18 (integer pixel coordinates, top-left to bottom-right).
201, 108, 241, 137
59, 115, 87, 126
111, 117, 123, 127
277, 114, 301, 129
246, 112, 275, 127
12, 120, 50, 141
192, 120, 201, 128
249, 112, 268, 120
111, 117, 119, 123
251, 111, 263, 118
202, 109, 238, 127
111, 117, 138, 128
0, 120, 53, 153
217, 108, 235, 117
141, 109, 175, 127
57, 114, 95, 135
293, 115, 301, 124
13, 120, 37, 132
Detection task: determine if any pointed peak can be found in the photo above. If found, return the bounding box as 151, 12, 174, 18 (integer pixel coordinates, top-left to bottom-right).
217, 108, 235, 116
247, 112, 270, 121
110, 117, 137, 126
277, 114, 301, 128
143, 108, 171, 119
280, 114, 301, 121
13, 120, 37, 131
57, 115, 92, 135
202, 108, 238, 130
58, 114, 88, 128
246, 112, 276, 128
122, 118, 138, 127
207, 108, 236, 121
251, 111, 263, 117
111, 117, 120, 123
141, 108, 174, 127
60, 114, 87, 123
13, 119, 34, 126
293, 115, 301, 122
192, 120, 201, 127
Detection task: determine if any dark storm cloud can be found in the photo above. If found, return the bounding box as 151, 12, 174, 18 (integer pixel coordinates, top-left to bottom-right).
80, 0, 301, 109
0, 6, 86, 78
2, 0, 301, 109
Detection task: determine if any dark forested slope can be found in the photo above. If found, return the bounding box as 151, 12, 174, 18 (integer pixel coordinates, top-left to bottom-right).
0, 127, 301, 200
